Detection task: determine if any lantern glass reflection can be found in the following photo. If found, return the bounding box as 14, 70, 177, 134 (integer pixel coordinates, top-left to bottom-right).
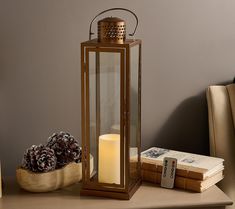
88, 51, 122, 185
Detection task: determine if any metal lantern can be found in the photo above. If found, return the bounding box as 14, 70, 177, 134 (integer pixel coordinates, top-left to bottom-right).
80, 8, 141, 200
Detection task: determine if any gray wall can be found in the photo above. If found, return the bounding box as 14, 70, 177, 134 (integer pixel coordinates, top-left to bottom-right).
0, 0, 235, 176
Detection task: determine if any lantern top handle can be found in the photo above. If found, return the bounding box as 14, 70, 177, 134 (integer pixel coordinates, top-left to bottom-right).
89, 7, 138, 40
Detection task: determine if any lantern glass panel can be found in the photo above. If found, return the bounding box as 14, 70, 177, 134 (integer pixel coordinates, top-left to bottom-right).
88, 51, 97, 177
129, 44, 140, 185
99, 52, 120, 136
88, 50, 123, 186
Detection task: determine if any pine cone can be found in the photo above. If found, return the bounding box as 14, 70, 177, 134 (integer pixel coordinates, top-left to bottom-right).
46, 131, 82, 168
22, 144, 57, 173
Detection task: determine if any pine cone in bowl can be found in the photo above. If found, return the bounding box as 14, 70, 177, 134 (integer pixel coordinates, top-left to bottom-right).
46, 131, 82, 168
22, 144, 57, 173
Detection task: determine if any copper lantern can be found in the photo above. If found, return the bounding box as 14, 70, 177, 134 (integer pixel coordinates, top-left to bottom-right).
80, 8, 141, 200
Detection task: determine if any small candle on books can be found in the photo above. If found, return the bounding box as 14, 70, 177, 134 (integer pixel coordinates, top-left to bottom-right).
98, 134, 120, 184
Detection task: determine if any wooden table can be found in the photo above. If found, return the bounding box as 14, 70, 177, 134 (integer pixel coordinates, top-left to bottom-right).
0, 178, 232, 209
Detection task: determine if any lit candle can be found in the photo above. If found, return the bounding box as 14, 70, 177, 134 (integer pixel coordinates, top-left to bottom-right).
98, 134, 120, 184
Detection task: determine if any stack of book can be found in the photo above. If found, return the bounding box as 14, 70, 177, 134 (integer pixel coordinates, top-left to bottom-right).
141, 147, 224, 192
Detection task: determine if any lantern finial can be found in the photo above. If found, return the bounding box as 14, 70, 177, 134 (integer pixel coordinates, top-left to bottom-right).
88, 8, 138, 42
98, 17, 125, 44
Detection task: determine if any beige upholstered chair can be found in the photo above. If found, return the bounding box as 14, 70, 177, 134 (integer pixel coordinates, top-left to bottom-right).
207, 84, 235, 205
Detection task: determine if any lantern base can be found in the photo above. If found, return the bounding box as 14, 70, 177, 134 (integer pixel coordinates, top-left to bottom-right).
80, 179, 141, 200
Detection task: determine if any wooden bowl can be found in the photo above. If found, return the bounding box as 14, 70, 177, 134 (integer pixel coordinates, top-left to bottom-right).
16, 156, 93, 192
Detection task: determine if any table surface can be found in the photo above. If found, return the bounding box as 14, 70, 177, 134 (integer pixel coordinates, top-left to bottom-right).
0, 178, 233, 209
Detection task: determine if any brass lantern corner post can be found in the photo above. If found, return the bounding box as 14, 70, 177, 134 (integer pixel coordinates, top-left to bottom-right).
80, 8, 142, 200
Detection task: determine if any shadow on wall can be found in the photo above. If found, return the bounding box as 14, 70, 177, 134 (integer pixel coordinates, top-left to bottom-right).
151, 81, 232, 155
153, 92, 209, 155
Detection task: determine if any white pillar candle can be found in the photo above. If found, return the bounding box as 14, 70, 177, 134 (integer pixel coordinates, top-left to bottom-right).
98, 134, 120, 184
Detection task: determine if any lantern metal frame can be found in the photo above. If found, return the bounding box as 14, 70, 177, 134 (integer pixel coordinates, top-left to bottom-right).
80, 38, 141, 199
80, 8, 141, 200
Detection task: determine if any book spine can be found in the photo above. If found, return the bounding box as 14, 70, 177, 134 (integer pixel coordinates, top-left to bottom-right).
141, 162, 204, 180
141, 169, 202, 192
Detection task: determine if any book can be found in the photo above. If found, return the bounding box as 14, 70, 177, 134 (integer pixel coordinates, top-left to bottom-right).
141, 169, 224, 192
141, 147, 224, 180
